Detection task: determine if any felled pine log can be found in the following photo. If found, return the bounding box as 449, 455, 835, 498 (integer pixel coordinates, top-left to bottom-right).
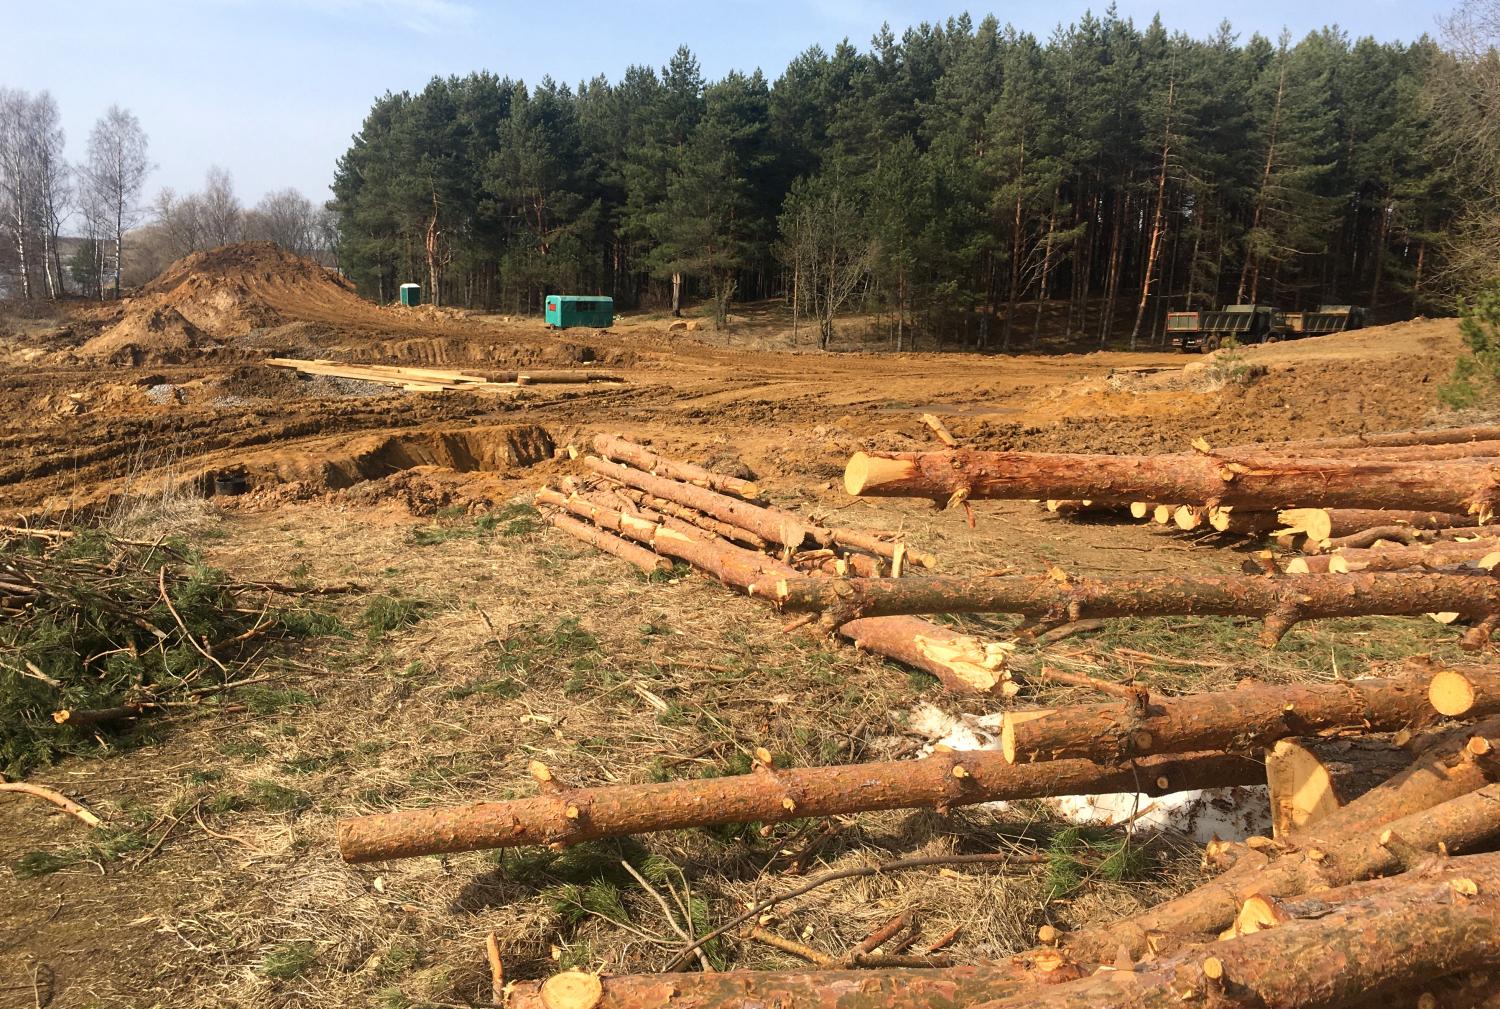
593, 434, 760, 500
1278, 507, 1476, 545
760, 570, 1500, 646
1244, 424, 1500, 451
537, 488, 1006, 693
843, 448, 1500, 516
1285, 538, 1500, 574
335, 748, 1263, 862
545, 513, 672, 575
997, 664, 1498, 765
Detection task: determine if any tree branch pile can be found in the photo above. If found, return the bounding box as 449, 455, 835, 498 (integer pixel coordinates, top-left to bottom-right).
0, 526, 337, 777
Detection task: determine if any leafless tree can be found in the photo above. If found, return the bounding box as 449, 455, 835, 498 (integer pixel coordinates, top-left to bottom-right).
778, 174, 872, 349
0, 88, 39, 298
244, 187, 315, 256
151, 186, 204, 259
1431, 0, 1500, 288
85, 105, 151, 298
198, 165, 241, 247
30, 93, 70, 298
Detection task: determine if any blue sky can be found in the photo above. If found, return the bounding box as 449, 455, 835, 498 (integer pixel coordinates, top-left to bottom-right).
9, 0, 1445, 209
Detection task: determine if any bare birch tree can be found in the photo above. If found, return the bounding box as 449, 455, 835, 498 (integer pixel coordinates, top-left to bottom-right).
85, 105, 150, 298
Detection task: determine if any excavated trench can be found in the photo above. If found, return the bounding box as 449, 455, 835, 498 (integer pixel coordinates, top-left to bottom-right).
201, 423, 556, 496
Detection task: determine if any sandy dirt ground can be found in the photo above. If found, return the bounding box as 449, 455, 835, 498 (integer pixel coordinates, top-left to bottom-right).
0, 244, 1483, 1008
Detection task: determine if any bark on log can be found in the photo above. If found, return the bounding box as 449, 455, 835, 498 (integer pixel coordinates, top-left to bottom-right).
1278, 507, 1475, 544
1264, 737, 1415, 837
547, 513, 672, 574
761, 570, 1500, 646
843, 449, 1500, 516
1289, 539, 1500, 575
587, 457, 818, 550
507, 963, 1040, 1009
593, 434, 761, 500
335, 749, 1265, 861
998, 665, 1495, 764
828, 528, 936, 570
1324, 525, 1496, 552
975, 867, 1500, 1009
611, 486, 768, 551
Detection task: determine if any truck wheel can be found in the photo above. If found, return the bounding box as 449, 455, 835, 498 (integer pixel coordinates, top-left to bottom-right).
1203, 335, 1221, 353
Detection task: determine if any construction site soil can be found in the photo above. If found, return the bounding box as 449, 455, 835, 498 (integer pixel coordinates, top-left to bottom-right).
0, 243, 1486, 1009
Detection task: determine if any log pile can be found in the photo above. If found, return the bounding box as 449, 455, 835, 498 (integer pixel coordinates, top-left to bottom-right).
336, 658, 1500, 1008
981, 428, 1500, 554
351, 425, 1500, 1007
533, 436, 1000, 693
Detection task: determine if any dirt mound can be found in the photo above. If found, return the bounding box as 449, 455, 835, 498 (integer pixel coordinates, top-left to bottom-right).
80, 242, 374, 363
78, 305, 216, 365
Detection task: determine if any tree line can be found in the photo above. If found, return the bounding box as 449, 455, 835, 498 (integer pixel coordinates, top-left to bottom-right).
330, 7, 1499, 349
0, 92, 335, 300
0, 95, 148, 300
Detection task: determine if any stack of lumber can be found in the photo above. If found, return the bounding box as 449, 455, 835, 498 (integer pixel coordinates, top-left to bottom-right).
264, 357, 624, 392
533, 435, 1012, 694
337, 662, 1500, 1008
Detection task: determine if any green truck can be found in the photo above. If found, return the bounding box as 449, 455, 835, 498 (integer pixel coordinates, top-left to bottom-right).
1271, 305, 1367, 340
1165, 305, 1275, 352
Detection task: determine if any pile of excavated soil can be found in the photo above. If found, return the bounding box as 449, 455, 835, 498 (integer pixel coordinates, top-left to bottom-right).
78, 305, 217, 365
79, 242, 371, 364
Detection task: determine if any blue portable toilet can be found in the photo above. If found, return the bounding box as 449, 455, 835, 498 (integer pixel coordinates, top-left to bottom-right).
545, 295, 614, 329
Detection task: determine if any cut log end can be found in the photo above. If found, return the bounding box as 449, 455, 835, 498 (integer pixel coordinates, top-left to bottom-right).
1431, 670, 1478, 717
845, 453, 918, 496
539, 972, 603, 1009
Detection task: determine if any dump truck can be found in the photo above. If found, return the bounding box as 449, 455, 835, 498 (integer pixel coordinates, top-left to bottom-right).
1271, 305, 1367, 341
1165, 305, 1275, 352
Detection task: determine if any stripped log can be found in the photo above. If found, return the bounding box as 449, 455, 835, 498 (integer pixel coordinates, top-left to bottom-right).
997, 665, 1495, 764
843, 448, 1500, 516
335, 749, 1265, 861
542, 488, 1005, 693
587, 457, 817, 550
761, 570, 1500, 646
593, 434, 760, 500
977, 865, 1500, 1009
546, 514, 672, 574
1054, 734, 1500, 965
1278, 507, 1475, 544
1264, 737, 1416, 837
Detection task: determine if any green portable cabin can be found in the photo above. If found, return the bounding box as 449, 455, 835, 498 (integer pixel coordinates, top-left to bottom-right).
545, 295, 614, 329
399, 283, 421, 307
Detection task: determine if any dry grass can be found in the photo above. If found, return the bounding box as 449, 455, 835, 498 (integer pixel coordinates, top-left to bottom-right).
0, 482, 1478, 1009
